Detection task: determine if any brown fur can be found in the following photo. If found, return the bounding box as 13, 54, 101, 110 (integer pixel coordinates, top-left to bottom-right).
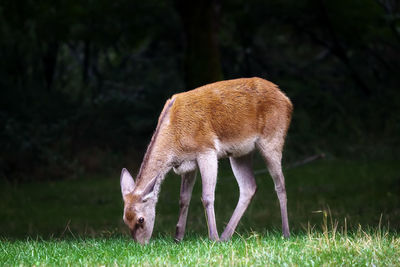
167, 77, 292, 153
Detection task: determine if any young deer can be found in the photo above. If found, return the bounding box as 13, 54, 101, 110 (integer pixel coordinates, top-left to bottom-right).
120, 77, 293, 244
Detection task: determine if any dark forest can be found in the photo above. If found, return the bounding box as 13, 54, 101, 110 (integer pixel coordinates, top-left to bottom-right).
1, 0, 399, 180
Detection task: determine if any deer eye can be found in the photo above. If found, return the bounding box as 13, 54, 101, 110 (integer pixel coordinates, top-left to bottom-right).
138, 217, 144, 224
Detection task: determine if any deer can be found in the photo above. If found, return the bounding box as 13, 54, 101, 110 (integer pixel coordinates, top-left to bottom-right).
120, 77, 293, 244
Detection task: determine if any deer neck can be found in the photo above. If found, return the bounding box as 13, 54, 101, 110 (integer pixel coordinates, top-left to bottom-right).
134, 133, 176, 199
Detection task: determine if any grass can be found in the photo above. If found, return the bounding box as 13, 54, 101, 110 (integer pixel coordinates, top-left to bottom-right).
1, 157, 399, 265
1, 231, 399, 266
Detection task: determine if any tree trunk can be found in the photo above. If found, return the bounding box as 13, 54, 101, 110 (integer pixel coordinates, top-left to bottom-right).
42, 41, 59, 91
175, 0, 223, 89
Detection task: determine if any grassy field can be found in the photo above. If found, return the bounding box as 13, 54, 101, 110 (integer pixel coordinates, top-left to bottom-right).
1, 231, 399, 266
1, 157, 399, 265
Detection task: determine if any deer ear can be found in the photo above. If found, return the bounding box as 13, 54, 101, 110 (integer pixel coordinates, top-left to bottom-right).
120, 168, 135, 197
141, 176, 158, 202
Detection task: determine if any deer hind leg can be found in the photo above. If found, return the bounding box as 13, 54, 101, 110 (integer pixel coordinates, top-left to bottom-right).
220, 153, 257, 241
257, 137, 290, 238
197, 151, 219, 241
174, 170, 197, 242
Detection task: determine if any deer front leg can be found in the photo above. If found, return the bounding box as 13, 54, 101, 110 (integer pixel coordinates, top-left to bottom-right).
197, 151, 219, 241
174, 170, 197, 242
220, 154, 257, 241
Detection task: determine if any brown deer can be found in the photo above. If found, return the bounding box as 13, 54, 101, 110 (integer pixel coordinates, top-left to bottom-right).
120, 77, 293, 244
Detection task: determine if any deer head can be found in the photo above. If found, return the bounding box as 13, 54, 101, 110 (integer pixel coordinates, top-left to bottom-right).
120, 168, 158, 244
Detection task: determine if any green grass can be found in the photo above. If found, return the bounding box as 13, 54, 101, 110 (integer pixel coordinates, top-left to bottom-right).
1, 158, 399, 265
1, 231, 399, 266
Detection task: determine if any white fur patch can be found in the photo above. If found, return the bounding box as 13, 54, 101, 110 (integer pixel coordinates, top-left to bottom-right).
173, 160, 197, 175
214, 137, 257, 158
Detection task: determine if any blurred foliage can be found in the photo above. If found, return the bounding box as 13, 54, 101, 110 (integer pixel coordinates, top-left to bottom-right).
0, 0, 399, 180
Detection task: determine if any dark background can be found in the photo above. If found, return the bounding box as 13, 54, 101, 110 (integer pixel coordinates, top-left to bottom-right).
1, 0, 399, 180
